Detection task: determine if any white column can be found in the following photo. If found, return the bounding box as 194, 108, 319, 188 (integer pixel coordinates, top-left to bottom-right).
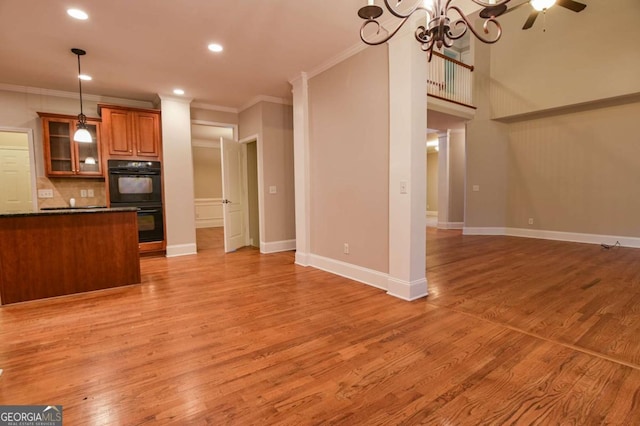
387, 18, 428, 300
290, 72, 311, 266
159, 95, 197, 257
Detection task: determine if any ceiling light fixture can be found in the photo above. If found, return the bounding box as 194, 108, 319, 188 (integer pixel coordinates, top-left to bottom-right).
71, 48, 92, 143
208, 43, 223, 53
531, 0, 556, 11
173, 89, 185, 95
67, 8, 88, 20
357, 0, 511, 61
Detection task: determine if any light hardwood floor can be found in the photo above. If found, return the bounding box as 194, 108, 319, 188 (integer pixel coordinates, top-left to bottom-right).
1, 227, 640, 425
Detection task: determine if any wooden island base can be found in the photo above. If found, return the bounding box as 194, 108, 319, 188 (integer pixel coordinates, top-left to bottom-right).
0, 209, 140, 305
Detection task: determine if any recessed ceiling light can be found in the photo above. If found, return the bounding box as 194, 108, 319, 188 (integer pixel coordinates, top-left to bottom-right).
208, 43, 223, 53
78, 74, 92, 81
173, 89, 185, 95
67, 9, 88, 20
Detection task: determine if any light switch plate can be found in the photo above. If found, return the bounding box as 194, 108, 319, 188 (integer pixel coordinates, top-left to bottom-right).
472, 185, 480, 192
38, 189, 54, 198
87, 189, 94, 197
269, 186, 277, 194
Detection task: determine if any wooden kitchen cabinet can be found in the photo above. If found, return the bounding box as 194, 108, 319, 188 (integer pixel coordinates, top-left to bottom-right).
99, 104, 161, 159
38, 112, 103, 177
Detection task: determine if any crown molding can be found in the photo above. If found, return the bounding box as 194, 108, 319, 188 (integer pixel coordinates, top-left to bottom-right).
190, 102, 238, 114
301, 42, 369, 82
0, 83, 154, 109
239, 95, 293, 113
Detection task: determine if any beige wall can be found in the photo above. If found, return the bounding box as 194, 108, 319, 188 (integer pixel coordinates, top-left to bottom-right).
238, 101, 295, 244
448, 131, 465, 223
238, 103, 261, 139
192, 145, 222, 199
490, 0, 640, 119
466, 7, 640, 237
465, 41, 509, 228
308, 46, 389, 273
261, 102, 295, 242
507, 100, 640, 236
426, 152, 438, 211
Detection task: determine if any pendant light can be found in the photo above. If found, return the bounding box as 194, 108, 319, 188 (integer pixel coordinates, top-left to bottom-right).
71, 48, 92, 143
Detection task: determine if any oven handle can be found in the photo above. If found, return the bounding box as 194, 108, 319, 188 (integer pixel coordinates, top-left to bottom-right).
109, 169, 161, 176
137, 208, 161, 214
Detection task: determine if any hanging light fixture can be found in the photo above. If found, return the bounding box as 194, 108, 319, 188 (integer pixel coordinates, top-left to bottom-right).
71, 48, 92, 143
357, 0, 512, 61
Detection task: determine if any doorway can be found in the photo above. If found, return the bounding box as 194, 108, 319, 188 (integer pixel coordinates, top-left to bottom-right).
0, 128, 37, 214
191, 123, 231, 251
246, 141, 259, 248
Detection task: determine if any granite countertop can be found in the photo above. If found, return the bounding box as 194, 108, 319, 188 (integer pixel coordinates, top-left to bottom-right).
0, 206, 139, 218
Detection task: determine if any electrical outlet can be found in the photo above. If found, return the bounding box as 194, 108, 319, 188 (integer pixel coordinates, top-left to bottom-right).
269, 186, 277, 194
473, 185, 480, 192
37, 189, 53, 198
343, 243, 349, 254
87, 189, 94, 197
80, 190, 87, 198
528, 218, 534, 225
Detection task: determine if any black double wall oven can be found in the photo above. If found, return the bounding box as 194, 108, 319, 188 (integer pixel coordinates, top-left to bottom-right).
108, 160, 164, 243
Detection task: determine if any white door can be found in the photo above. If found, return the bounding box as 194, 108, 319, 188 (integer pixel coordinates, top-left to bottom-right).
220, 137, 246, 252
0, 147, 33, 213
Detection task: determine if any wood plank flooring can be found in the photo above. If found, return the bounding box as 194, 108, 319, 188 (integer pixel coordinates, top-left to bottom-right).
1, 227, 640, 424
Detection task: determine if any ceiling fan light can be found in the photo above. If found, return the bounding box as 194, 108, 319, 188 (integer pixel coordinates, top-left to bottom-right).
531, 0, 556, 11
74, 127, 92, 143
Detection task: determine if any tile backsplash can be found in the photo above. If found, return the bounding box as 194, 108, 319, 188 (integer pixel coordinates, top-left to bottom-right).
37, 177, 107, 208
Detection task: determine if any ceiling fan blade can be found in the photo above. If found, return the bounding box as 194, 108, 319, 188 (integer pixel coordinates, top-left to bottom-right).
556, 0, 587, 12
502, 1, 530, 16
522, 10, 539, 30
479, 0, 527, 18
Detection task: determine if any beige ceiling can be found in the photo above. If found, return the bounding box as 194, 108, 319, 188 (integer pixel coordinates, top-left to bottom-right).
0, 0, 369, 109
0, 0, 487, 110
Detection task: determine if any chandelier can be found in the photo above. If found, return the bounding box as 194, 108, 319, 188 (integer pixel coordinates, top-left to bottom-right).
357, 0, 512, 61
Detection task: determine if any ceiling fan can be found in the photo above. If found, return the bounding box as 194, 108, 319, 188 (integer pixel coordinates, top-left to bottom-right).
479, 0, 587, 30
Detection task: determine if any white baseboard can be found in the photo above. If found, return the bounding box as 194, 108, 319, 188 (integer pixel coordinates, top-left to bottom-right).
295, 252, 310, 266
438, 221, 464, 230
387, 277, 429, 301
463, 226, 640, 248
463, 227, 506, 235
261, 239, 296, 254
308, 254, 389, 291
506, 227, 640, 248
426, 210, 438, 217
166, 243, 198, 257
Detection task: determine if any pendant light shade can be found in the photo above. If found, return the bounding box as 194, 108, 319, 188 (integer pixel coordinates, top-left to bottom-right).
71, 48, 92, 143
74, 125, 92, 142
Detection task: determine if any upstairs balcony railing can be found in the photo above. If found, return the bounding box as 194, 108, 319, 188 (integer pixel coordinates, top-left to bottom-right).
427, 51, 475, 108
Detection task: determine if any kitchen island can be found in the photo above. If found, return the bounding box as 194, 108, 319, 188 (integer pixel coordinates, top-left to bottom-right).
0, 207, 140, 305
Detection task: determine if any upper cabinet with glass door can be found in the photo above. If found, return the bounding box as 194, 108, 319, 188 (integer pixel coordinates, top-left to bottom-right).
38, 112, 103, 177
